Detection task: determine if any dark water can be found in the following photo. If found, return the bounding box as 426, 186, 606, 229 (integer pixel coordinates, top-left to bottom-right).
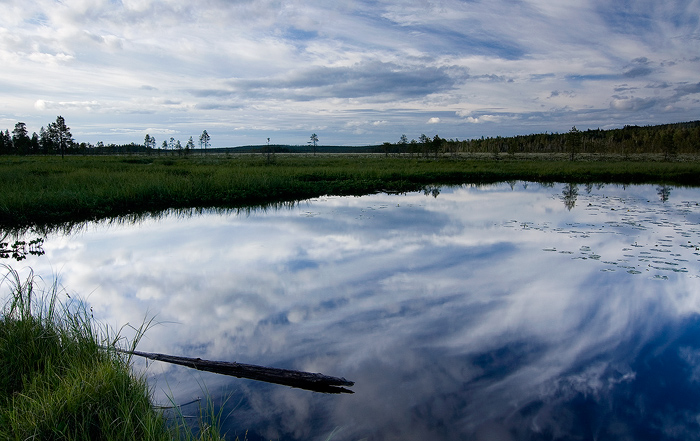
6, 182, 700, 440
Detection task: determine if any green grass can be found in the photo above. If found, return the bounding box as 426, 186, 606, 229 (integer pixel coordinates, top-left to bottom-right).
2, 154, 700, 229
0, 265, 229, 441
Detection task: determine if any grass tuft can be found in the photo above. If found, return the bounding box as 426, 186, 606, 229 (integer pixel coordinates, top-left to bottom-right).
0, 265, 229, 440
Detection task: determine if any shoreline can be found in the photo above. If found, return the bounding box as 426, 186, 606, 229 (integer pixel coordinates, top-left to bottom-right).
2, 154, 699, 230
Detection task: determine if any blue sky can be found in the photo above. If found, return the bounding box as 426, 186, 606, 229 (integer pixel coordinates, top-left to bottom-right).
0, 0, 698, 147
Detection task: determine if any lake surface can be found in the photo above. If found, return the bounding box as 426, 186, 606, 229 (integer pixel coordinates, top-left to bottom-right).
5, 182, 700, 440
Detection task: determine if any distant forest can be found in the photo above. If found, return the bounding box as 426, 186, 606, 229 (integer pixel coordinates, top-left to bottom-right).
1, 117, 699, 159
447, 120, 700, 160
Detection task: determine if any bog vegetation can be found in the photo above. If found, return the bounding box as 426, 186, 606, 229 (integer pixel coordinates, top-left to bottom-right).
0, 266, 229, 440
2, 154, 700, 230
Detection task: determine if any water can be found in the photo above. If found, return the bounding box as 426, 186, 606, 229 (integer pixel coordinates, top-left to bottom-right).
4, 182, 700, 440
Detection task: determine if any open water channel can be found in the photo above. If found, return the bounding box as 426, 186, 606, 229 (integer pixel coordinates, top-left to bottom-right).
5, 182, 700, 440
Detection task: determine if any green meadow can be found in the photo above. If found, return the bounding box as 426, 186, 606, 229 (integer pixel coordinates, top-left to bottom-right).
2, 154, 700, 229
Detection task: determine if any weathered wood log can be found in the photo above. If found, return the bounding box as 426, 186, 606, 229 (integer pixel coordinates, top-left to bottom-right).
118, 349, 354, 394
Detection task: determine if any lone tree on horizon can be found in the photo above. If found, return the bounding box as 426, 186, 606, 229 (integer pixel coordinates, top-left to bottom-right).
310, 133, 319, 156
144, 134, 156, 150
48, 116, 73, 159
199, 130, 211, 154
567, 126, 582, 161
12, 122, 30, 155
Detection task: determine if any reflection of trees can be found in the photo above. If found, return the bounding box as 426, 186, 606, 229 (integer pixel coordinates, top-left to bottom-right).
0, 237, 44, 261
656, 185, 672, 203
0, 201, 303, 237
562, 183, 579, 211
423, 185, 441, 198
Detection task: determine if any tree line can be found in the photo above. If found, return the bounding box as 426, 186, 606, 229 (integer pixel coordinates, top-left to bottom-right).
387, 121, 700, 159
0, 116, 212, 157
2, 117, 698, 159
0, 116, 74, 158
459, 121, 700, 159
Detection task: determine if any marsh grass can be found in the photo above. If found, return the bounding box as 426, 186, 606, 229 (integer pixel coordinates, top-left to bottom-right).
0, 265, 228, 440
1, 154, 700, 229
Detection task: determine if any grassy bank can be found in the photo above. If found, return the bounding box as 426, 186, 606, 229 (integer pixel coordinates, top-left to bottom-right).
2, 154, 700, 229
0, 266, 226, 440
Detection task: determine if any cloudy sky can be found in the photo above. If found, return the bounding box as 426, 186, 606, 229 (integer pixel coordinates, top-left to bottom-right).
1, 0, 699, 147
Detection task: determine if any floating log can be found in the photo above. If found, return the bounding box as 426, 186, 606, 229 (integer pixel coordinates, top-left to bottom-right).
118, 349, 354, 394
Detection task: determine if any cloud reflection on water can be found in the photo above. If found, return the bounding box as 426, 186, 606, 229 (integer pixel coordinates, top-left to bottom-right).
7, 182, 700, 440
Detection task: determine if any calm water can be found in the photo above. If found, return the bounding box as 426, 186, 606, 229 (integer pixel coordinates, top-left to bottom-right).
5, 182, 700, 440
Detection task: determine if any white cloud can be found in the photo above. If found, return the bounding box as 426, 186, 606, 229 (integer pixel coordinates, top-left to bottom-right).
26, 52, 74, 64
0, 0, 697, 145
427, 117, 441, 124
610, 97, 658, 111
36, 100, 102, 111
461, 114, 503, 124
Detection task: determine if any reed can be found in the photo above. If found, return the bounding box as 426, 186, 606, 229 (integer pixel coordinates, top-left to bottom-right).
0, 265, 228, 440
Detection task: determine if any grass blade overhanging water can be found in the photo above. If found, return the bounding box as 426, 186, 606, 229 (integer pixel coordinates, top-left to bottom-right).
0, 265, 229, 441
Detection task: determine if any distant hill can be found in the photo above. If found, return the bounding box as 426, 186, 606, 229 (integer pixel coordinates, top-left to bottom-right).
209, 144, 384, 154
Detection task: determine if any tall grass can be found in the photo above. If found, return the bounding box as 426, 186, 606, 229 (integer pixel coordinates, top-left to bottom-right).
0, 265, 228, 441
1, 154, 700, 229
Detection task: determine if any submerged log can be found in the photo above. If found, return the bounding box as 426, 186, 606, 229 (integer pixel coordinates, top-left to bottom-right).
119, 349, 355, 394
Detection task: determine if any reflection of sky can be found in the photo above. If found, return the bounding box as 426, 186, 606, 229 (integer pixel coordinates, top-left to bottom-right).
5, 183, 700, 440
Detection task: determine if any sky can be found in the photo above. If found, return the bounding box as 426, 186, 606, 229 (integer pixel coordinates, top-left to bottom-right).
0, 0, 699, 147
